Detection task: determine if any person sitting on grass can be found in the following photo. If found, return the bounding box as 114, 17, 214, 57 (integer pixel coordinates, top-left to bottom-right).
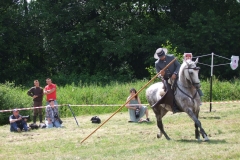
9, 109, 30, 132
45, 99, 62, 128
125, 88, 150, 123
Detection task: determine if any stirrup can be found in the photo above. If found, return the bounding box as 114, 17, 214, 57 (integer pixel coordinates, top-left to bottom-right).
172, 104, 180, 114
172, 109, 180, 114
151, 99, 162, 108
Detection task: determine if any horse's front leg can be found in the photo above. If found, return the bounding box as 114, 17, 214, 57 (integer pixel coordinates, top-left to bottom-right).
195, 123, 200, 141
186, 108, 209, 141
194, 112, 201, 141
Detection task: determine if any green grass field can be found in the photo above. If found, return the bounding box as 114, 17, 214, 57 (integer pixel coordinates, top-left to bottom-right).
0, 103, 240, 160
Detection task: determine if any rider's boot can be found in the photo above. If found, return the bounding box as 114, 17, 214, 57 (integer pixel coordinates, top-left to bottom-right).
197, 89, 204, 96
172, 101, 180, 114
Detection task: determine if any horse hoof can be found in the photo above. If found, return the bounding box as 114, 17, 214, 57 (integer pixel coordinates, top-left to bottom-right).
204, 137, 210, 141
203, 134, 210, 141
157, 133, 162, 139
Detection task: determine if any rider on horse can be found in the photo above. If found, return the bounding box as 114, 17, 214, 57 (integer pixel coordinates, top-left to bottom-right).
153, 48, 181, 113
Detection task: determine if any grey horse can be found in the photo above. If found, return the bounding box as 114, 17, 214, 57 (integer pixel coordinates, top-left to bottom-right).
146, 58, 209, 141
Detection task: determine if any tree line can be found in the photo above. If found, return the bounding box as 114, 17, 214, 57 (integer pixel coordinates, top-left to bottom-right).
1, 0, 239, 86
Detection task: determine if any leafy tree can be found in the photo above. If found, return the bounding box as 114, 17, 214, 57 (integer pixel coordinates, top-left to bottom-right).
0, 0, 240, 86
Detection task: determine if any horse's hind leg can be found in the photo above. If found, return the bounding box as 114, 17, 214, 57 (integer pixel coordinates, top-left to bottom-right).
154, 108, 171, 140
186, 108, 209, 141
156, 117, 171, 140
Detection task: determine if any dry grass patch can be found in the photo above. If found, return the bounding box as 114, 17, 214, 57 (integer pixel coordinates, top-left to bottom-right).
0, 104, 240, 159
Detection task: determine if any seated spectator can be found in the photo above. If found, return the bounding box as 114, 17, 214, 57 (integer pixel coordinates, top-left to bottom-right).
125, 88, 150, 122
45, 99, 62, 128
9, 109, 30, 132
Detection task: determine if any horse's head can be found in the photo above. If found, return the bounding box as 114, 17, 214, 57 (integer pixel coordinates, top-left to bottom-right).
179, 58, 201, 88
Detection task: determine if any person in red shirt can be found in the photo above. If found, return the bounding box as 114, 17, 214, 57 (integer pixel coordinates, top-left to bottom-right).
44, 78, 58, 105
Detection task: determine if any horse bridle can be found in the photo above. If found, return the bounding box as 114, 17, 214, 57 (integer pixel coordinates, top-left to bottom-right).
175, 65, 201, 102
186, 66, 200, 87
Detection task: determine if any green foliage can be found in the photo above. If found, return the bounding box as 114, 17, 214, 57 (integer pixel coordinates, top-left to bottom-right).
0, 0, 240, 85
0, 82, 32, 125
145, 66, 159, 83
162, 40, 183, 64
1, 77, 240, 125
201, 76, 240, 102
57, 80, 150, 117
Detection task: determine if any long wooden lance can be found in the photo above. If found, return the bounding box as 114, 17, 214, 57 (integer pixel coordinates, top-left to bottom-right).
80, 58, 177, 143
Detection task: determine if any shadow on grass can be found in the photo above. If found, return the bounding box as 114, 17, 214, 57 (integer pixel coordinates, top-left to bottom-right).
200, 116, 221, 119
176, 139, 227, 144
138, 121, 155, 125
128, 121, 155, 125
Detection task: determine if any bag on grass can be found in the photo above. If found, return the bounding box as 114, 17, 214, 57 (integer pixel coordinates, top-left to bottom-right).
29, 123, 39, 129
90, 116, 101, 124
39, 123, 47, 129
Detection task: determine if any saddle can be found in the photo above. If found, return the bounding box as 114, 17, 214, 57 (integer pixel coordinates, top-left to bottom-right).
152, 81, 174, 108
151, 79, 181, 112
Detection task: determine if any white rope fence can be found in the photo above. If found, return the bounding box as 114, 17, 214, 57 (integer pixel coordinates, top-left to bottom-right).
0, 100, 240, 113
0, 105, 65, 113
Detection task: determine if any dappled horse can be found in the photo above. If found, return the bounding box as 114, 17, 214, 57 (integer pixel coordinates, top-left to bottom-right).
146, 58, 209, 141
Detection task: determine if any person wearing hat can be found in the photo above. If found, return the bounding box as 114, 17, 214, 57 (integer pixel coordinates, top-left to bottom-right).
154, 48, 181, 113
9, 109, 30, 132
45, 99, 62, 128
